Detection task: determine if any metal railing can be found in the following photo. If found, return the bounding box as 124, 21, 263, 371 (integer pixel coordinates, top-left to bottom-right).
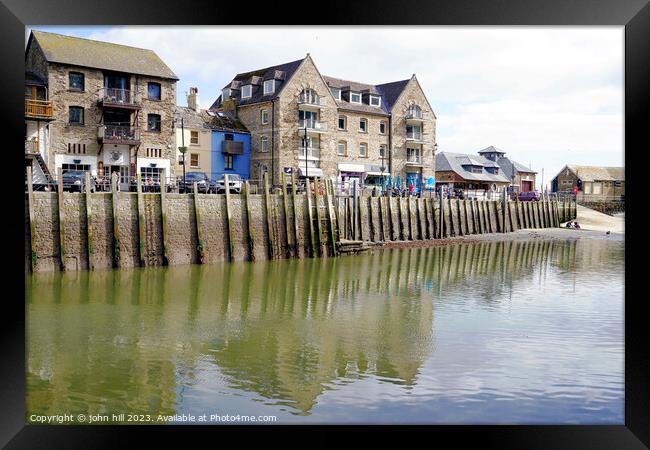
299, 119, 327, 131
100, 88, 136, 106
405, 109, 424, 120
406, 130, 423, 140
100, 125, 140, 143
25, 99, 53, 118
298, 146, 321, 159
298, 94, 323, 105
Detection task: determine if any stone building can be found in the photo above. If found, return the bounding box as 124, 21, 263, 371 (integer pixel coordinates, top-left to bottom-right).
551, 165, 624, 199
435, 151, 511, 195
210, 54, 437, 189
25, 31, 179, 190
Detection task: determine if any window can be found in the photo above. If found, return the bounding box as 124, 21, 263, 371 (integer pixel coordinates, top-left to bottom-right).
263, 79, 275, 95
224, 155, 234, 170
379, 121, 386, 134
222, 88, 231, 101
337, 141, 347, 156
190, 131, 199, 145
190, 153, 199, 167
68, 107, 84, 125
359, 118, 367, 133
140, 167, 162, 183
359, 143, 368, 157
379, 145, 386, 158
407, 148, 422, 163
66, 143, 87, 154
406, 124, 422, 140
147, 82, 161, 100
260, 136, 269, 152
338, 115, 346, 130
370, 95, 381, 107
261, 109, 269, 124
331, 88, 341, 100
69, 72, 84, 91
350, 92, 361, 104
241, 85, 252, 99
145, 148, 162, 158
147, 114, 161, 132
224, 133, 234, 141
62, 163, 90, 172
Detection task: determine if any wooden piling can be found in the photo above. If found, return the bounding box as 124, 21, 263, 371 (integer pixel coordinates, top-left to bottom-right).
243, 181, 255, 261
324, 179, 337, 255
357, 191, 364, 242
263, 172, 274, 259
314, 177, 323, 255
193, 181, 205, 264
84, 172, 93, 270
291, 172, 299, 256
378, 196, 385, 241
111, 172, 120, 268
368, 196, 375, 241
57, 167, 66, 271
281, 172, 291, 257
160, 168, 169, 265
457, 198, 465, 236
224, 174, 235, 262
26, 167, 37, 272
136, 174, 146, 266
305, 177, 316, 257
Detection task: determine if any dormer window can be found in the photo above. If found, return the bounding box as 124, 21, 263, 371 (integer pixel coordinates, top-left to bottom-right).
331, 87, 341, 100
350, 92, 361, 104
222, 88, 231, 100
369, 95, 381, 107
241, 85, 252, 99
263, 80, 275, 95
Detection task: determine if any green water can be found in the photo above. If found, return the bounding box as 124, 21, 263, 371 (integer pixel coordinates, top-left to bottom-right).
26, 238, 624, 424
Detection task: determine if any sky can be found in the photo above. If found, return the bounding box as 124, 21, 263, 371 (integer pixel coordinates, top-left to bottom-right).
27, 26, 624, 189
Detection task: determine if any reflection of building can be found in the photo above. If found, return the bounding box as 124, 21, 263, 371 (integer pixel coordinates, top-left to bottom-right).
211, 54, 436, 187
551, 165, 624, 200
25, 31, 178, 190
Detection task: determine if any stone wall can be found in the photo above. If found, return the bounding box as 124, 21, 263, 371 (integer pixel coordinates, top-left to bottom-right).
26, 191, 573, 273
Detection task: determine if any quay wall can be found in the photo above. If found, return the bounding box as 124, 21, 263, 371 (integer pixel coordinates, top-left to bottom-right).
26, 189, 575, 273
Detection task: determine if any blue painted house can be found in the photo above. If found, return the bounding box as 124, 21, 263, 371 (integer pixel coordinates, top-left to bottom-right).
206, 111, 251, 180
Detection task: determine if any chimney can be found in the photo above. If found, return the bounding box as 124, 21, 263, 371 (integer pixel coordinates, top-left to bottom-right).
187, 87, 199, 111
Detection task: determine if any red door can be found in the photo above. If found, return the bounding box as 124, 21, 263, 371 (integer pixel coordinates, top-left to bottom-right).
521, 180, 532, 192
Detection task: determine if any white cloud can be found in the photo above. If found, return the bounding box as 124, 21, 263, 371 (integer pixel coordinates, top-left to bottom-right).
79, 26, 623, 188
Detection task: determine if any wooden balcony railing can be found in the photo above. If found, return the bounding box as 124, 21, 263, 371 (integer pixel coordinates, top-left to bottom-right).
99, 124, 140, 144
99, 88, 139, 108
25, 99, 53, 118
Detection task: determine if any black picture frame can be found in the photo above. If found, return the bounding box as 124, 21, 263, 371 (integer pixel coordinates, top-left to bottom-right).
2, 0, 647, 447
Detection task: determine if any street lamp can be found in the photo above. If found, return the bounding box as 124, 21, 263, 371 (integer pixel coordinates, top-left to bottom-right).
173, 113, 186, 192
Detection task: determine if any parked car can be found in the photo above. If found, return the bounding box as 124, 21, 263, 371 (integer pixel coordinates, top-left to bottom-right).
518, 190, 541, 201
178, 172, 211, 193
61, 170, 95, 192
214, 174, 243, 194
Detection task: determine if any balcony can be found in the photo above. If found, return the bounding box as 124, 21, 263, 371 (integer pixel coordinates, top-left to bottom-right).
222, 140, 244, 155
99, 88, 140, 109
298, 146, 321, 161
298, 119, 327, 135
405, 109, 424, 124
25, 139, 39, 154
25, 99, 53, 119
298, 94, 323, 111
406, 130, 424, 142
99, 124, 140, 145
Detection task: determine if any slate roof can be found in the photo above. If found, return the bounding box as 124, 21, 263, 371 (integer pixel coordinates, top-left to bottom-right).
566, 165, 624, 182
435, 152, 511, 183
174, 106, 249, 133
478, 145, 506, 155
323, 75, 410, 115
375, 79, 411, 111
210, 58, 305, 109
497, 156, 536, 179
29, 31, 178, 80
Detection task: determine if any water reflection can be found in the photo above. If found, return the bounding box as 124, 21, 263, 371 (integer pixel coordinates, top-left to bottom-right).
26, 239, 624, 422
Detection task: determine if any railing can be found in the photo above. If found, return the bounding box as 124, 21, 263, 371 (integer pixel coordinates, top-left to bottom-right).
405, 109, 424, 120
100, 125, 140, 144
406, 155, 423, 164
298, 94, 323, 106
298, 146, 321, 159
25, 140, 39, 154
100, 88, 136, 106
25, 99, 53, 118
406, 130, 423, 140
299, 119, 327, 131
222, 140, 244, 154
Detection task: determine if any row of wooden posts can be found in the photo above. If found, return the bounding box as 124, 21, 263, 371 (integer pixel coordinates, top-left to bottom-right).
26, 166, 575, 273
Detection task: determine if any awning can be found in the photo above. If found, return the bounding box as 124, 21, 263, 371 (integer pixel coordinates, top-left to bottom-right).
298, 167, 324, 178
338, 163, 366, 172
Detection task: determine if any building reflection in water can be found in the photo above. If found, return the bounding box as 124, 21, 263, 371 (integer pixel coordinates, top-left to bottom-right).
27, 238, 618, 417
